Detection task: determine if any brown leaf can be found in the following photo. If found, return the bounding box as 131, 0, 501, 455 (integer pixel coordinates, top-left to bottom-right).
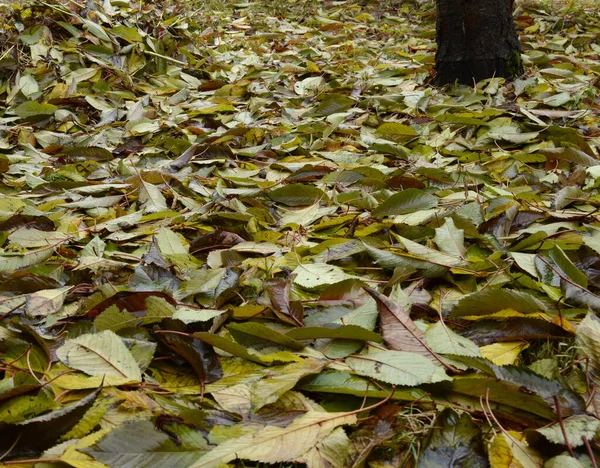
189, 230, 245, 255
459, 318, 572, 346
265, 278, 303, 326
364, 287, 451, 371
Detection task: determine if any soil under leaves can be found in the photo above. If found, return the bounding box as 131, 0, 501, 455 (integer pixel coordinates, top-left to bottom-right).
0, 0, 600, 466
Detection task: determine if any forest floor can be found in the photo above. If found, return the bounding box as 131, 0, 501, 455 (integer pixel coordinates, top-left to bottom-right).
0, 0, 599, 466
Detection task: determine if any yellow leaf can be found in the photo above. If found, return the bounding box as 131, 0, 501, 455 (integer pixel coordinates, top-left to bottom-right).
190, 411, 357, 467
306, 61, 321, 73
488, 432, 543, 468
355, 12, 375, 23
551, 316, 576, 333
489, 432, 522, 468
462, 309, 553, 321
480, 342, 529, 366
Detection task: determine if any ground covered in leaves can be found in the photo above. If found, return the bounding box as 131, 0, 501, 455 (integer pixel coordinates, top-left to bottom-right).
0, 0, 600, 466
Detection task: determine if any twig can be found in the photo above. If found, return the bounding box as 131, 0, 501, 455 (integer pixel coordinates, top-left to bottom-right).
0, 433, 22, 462
0, 45, 14, 62
143, 50, 187, 66
4, 457, 62, 465
583, 436, 598, 468
553, 395, 575, 458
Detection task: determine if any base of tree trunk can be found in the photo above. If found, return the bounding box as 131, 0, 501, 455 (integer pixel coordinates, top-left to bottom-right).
435, 0, 524, 86
435, 55, 524, 86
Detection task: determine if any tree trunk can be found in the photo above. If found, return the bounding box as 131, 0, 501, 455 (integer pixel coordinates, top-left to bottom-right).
434, 0, 523, 86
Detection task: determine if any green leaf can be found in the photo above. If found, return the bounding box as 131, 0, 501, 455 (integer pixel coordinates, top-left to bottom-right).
269, 184, 326, 206
575, 313, 600, 414
14, 101, 58, 119
286, 325, 383, 342
63, 146, 113, 161
294, 76, 327, 96
156, 228, 188, 255
249, 358, 325, 410
544, 455, 588, 468
434, 218, 466, 258
8, 228, 72, 248
56, 330, 142, 384
398, 235, 463, 266
375, 122, 419, 141
425, 322, 480, 357
299, 371, 430, 402
539, 147, 598, 167
25, 287, 71, 316
0, 248, 55, 274
296, 427, 349, 468
445, 376, 555, 420
372, 189, 438, 218
363, 242, 431, 270
547, 246, 587, 288
111, 25, 144, 42
228, 322, 305, 350
82, 18, 111, 42
491, 365, 584, 417
450, 289, 547, 317
85, 420, 205, 467
292, 263, 359, 289
346, 350, 450, 386
309, 94, 355, 116
0, 386, 101, 458
536, 415, 600, 448
0, 391, 56, 424
139, 180, 168, 214
193, 332, 300, 366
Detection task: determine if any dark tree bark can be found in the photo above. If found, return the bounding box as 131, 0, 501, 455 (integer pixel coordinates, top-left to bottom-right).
435, 0, 524, 86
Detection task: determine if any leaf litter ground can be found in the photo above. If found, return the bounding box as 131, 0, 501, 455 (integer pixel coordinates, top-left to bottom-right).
0, 0, 600, 466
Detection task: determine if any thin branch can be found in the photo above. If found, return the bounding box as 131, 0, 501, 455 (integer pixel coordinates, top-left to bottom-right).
553, 395, 575, 458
